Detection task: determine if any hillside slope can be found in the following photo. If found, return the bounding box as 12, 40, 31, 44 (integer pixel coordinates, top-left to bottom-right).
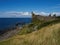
0, 23, 60, 45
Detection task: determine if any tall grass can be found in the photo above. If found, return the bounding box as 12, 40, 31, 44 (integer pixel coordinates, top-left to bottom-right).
0, 23, 60, 45
18, 19, 60, 35
37, 19, 60, 29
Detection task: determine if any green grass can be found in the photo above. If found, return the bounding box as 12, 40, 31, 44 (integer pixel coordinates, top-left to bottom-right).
0, 23, 60, 45
12, 19, 60, 35
0, 18, 60, 45
37, 19, 60, 29
18, 19, 60, 35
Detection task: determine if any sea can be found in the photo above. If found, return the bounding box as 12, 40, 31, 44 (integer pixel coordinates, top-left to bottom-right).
0, 18, 32, 30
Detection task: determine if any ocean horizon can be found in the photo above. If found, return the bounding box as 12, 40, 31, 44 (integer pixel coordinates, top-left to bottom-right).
0, 18, 32, 30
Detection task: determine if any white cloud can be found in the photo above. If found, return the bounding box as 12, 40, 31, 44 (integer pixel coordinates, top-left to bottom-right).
0, 11, 60, 18
40, 12, 49, 15
0, 11, 31, 18
33, 12, 60, 16
5, 11, 31, 15
52, 12, 60, 16
20, 12, 30, 15
33, 12, 49, 16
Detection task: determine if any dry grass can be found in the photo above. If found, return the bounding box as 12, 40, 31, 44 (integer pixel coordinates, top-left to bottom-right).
0, 23, 60, 45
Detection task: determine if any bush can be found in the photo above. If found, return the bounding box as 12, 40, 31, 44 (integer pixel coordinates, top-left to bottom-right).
37, 20, 60, 29
18, 19, 60, 35
18, 27, 34, 35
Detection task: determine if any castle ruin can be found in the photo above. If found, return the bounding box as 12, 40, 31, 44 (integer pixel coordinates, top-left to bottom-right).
32, 12, 56, 21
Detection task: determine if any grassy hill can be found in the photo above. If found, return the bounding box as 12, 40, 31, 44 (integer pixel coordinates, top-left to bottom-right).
0, 16, 60, 45
0, 22, 60, 45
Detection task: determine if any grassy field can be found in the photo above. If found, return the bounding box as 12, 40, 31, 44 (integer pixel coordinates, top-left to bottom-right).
17, 19, 60, 35
0, 23, 60, 45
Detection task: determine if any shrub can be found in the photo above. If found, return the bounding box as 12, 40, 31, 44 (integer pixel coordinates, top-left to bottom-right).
37, 20, 60, 29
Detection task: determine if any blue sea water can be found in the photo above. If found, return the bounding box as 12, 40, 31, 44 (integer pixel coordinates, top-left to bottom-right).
0, 18, 32, 30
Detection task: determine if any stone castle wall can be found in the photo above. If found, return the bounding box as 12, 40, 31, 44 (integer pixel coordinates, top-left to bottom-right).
32, 12, 56, 21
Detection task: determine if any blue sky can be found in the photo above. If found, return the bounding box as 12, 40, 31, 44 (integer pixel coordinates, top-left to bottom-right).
0, 0, 60, 18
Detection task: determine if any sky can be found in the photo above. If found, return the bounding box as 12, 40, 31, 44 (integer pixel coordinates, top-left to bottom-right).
0, 0, 60, 18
